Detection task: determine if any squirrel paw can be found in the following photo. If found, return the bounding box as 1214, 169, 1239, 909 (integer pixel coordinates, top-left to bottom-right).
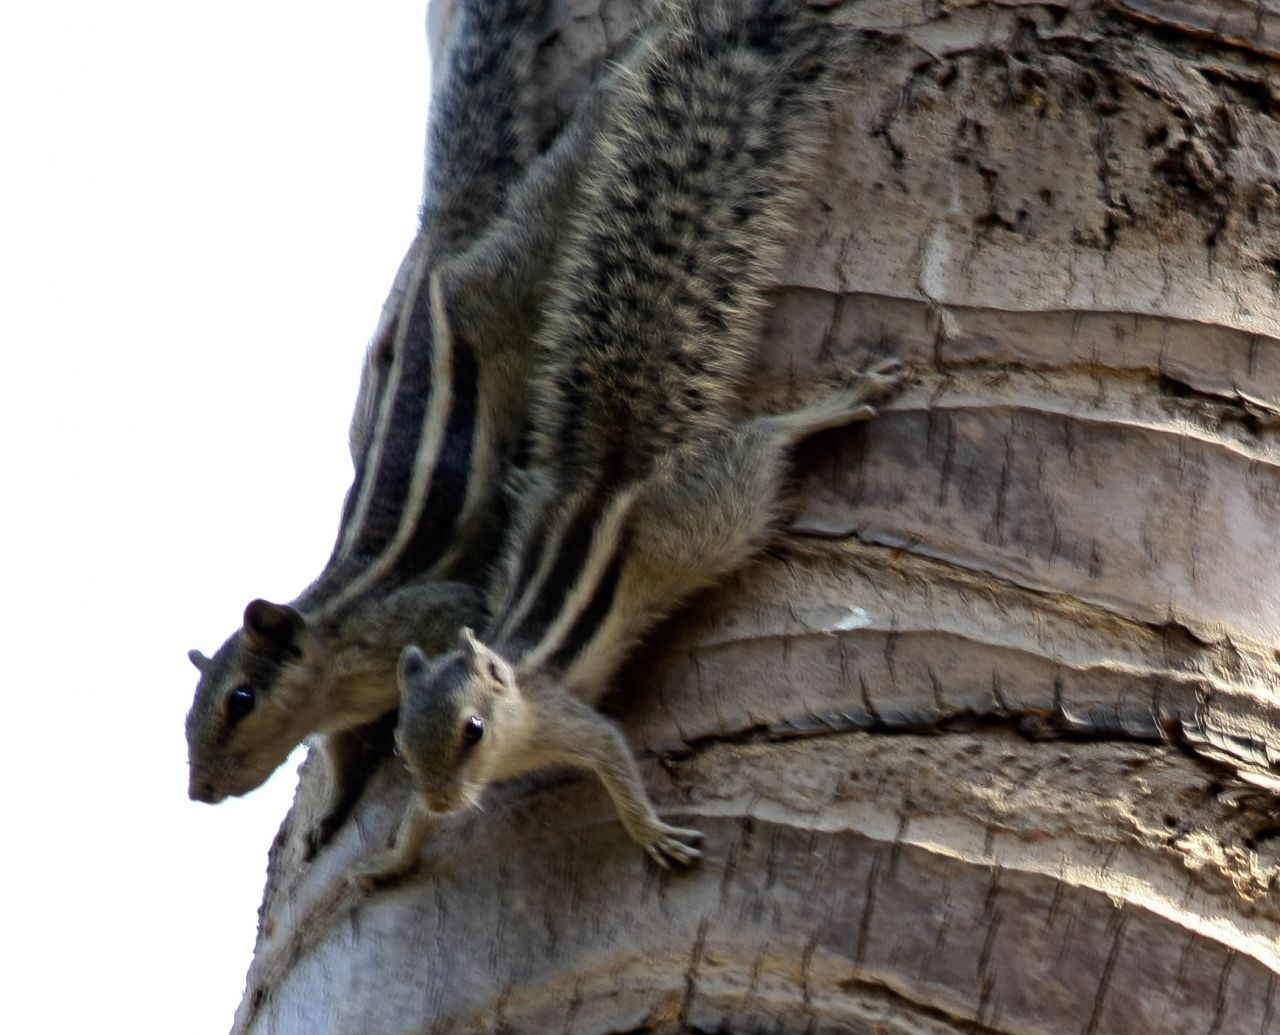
848, 358, 907, 405
640, 822, 705, 869
347, 850, 419, 889
774, 358, 908, 443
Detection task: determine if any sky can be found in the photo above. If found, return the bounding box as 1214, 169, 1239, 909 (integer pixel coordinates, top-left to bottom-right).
1, 2, 431, 1029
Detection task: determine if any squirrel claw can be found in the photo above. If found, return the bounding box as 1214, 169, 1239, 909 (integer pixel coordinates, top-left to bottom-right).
852, 359, 907, 401
642, 823, 704, 868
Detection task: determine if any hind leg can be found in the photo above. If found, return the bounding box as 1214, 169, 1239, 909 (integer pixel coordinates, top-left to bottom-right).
696, 358, 903, 542
632, 360, 904, 585
758, 359, 902, 446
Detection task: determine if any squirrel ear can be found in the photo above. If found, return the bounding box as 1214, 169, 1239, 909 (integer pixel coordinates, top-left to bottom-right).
457, 627, 482, 658
399, 644, 429, 685
188, 649, 212, 674
243, 600, 306, 656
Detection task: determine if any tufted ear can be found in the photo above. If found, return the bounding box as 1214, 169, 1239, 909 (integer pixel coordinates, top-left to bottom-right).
456, 628, 514, 692
242, 599, 306, 656
188, 649, 212, 674
399, 644, 429, 686
456, 627, 483, 659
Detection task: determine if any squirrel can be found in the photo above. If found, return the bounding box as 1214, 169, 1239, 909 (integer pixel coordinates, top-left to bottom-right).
184, 0, 607, 854
352, 0, 904, 884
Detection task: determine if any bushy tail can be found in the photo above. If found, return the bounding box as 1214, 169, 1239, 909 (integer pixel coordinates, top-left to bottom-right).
527, 0, 839, 481
423, 0, 550, 252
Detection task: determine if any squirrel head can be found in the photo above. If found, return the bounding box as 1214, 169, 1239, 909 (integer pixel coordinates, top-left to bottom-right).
184, 599, 324, 803
394, 628, 523, 814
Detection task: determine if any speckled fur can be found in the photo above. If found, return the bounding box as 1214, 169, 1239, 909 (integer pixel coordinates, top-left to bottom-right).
526, 0, 834, 481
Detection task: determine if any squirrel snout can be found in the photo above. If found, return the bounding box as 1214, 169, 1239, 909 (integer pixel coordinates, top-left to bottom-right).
188, 777, 219, 804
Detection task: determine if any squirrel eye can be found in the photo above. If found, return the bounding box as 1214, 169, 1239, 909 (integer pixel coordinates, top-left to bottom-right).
462, 715, 485, 746
227, 685, 256, 725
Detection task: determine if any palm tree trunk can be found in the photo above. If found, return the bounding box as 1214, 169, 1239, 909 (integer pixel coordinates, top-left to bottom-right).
230, 1, 1280, 1031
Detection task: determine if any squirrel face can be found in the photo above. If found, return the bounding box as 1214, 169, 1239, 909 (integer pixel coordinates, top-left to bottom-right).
395, 629, 520, 813
185, 599, 322, 802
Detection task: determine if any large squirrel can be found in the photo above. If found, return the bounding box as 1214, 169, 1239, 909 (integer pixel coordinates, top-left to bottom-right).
354, 0, 903, 883
184, 0, 603, 854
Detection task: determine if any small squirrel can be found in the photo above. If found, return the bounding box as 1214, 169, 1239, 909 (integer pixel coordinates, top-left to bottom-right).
184, 0, 605, 853
353, 0, 904, 884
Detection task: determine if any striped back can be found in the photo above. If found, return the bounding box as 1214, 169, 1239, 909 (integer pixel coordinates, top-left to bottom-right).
488, 486, 638, 678
291, 0, 549, 614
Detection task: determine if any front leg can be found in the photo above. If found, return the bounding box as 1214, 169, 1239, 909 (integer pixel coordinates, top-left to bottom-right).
348, 795, 438, 887
304, 729, 376, 860
542, 692, 704, 868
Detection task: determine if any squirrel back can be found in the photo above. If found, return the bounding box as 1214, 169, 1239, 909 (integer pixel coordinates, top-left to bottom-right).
486, 0, 838, 672
312, 0, 550, 608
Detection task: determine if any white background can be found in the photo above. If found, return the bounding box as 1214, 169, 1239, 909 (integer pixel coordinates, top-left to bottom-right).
1, 2, 430, 1029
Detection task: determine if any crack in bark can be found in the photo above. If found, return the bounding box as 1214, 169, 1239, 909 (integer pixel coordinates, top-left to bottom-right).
1083, 908, 1131, 1035
1106, 0, 1280, 62
833, 972, 1019, 1035
665, 708, 1280, 826
824, 527, 1250, 652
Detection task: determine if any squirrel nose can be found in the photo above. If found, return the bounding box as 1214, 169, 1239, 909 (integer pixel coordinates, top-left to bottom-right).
189, 778, 217, 803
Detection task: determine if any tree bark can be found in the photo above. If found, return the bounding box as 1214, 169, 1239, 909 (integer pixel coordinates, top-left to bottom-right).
231, 1, 1280, 1031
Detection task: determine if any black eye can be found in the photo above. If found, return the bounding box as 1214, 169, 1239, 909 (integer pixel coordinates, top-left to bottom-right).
462, 715, 485, 746
227, 685, 256, 725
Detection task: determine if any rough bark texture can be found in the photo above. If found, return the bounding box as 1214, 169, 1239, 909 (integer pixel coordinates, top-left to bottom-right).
232, 1, 1280, 1031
